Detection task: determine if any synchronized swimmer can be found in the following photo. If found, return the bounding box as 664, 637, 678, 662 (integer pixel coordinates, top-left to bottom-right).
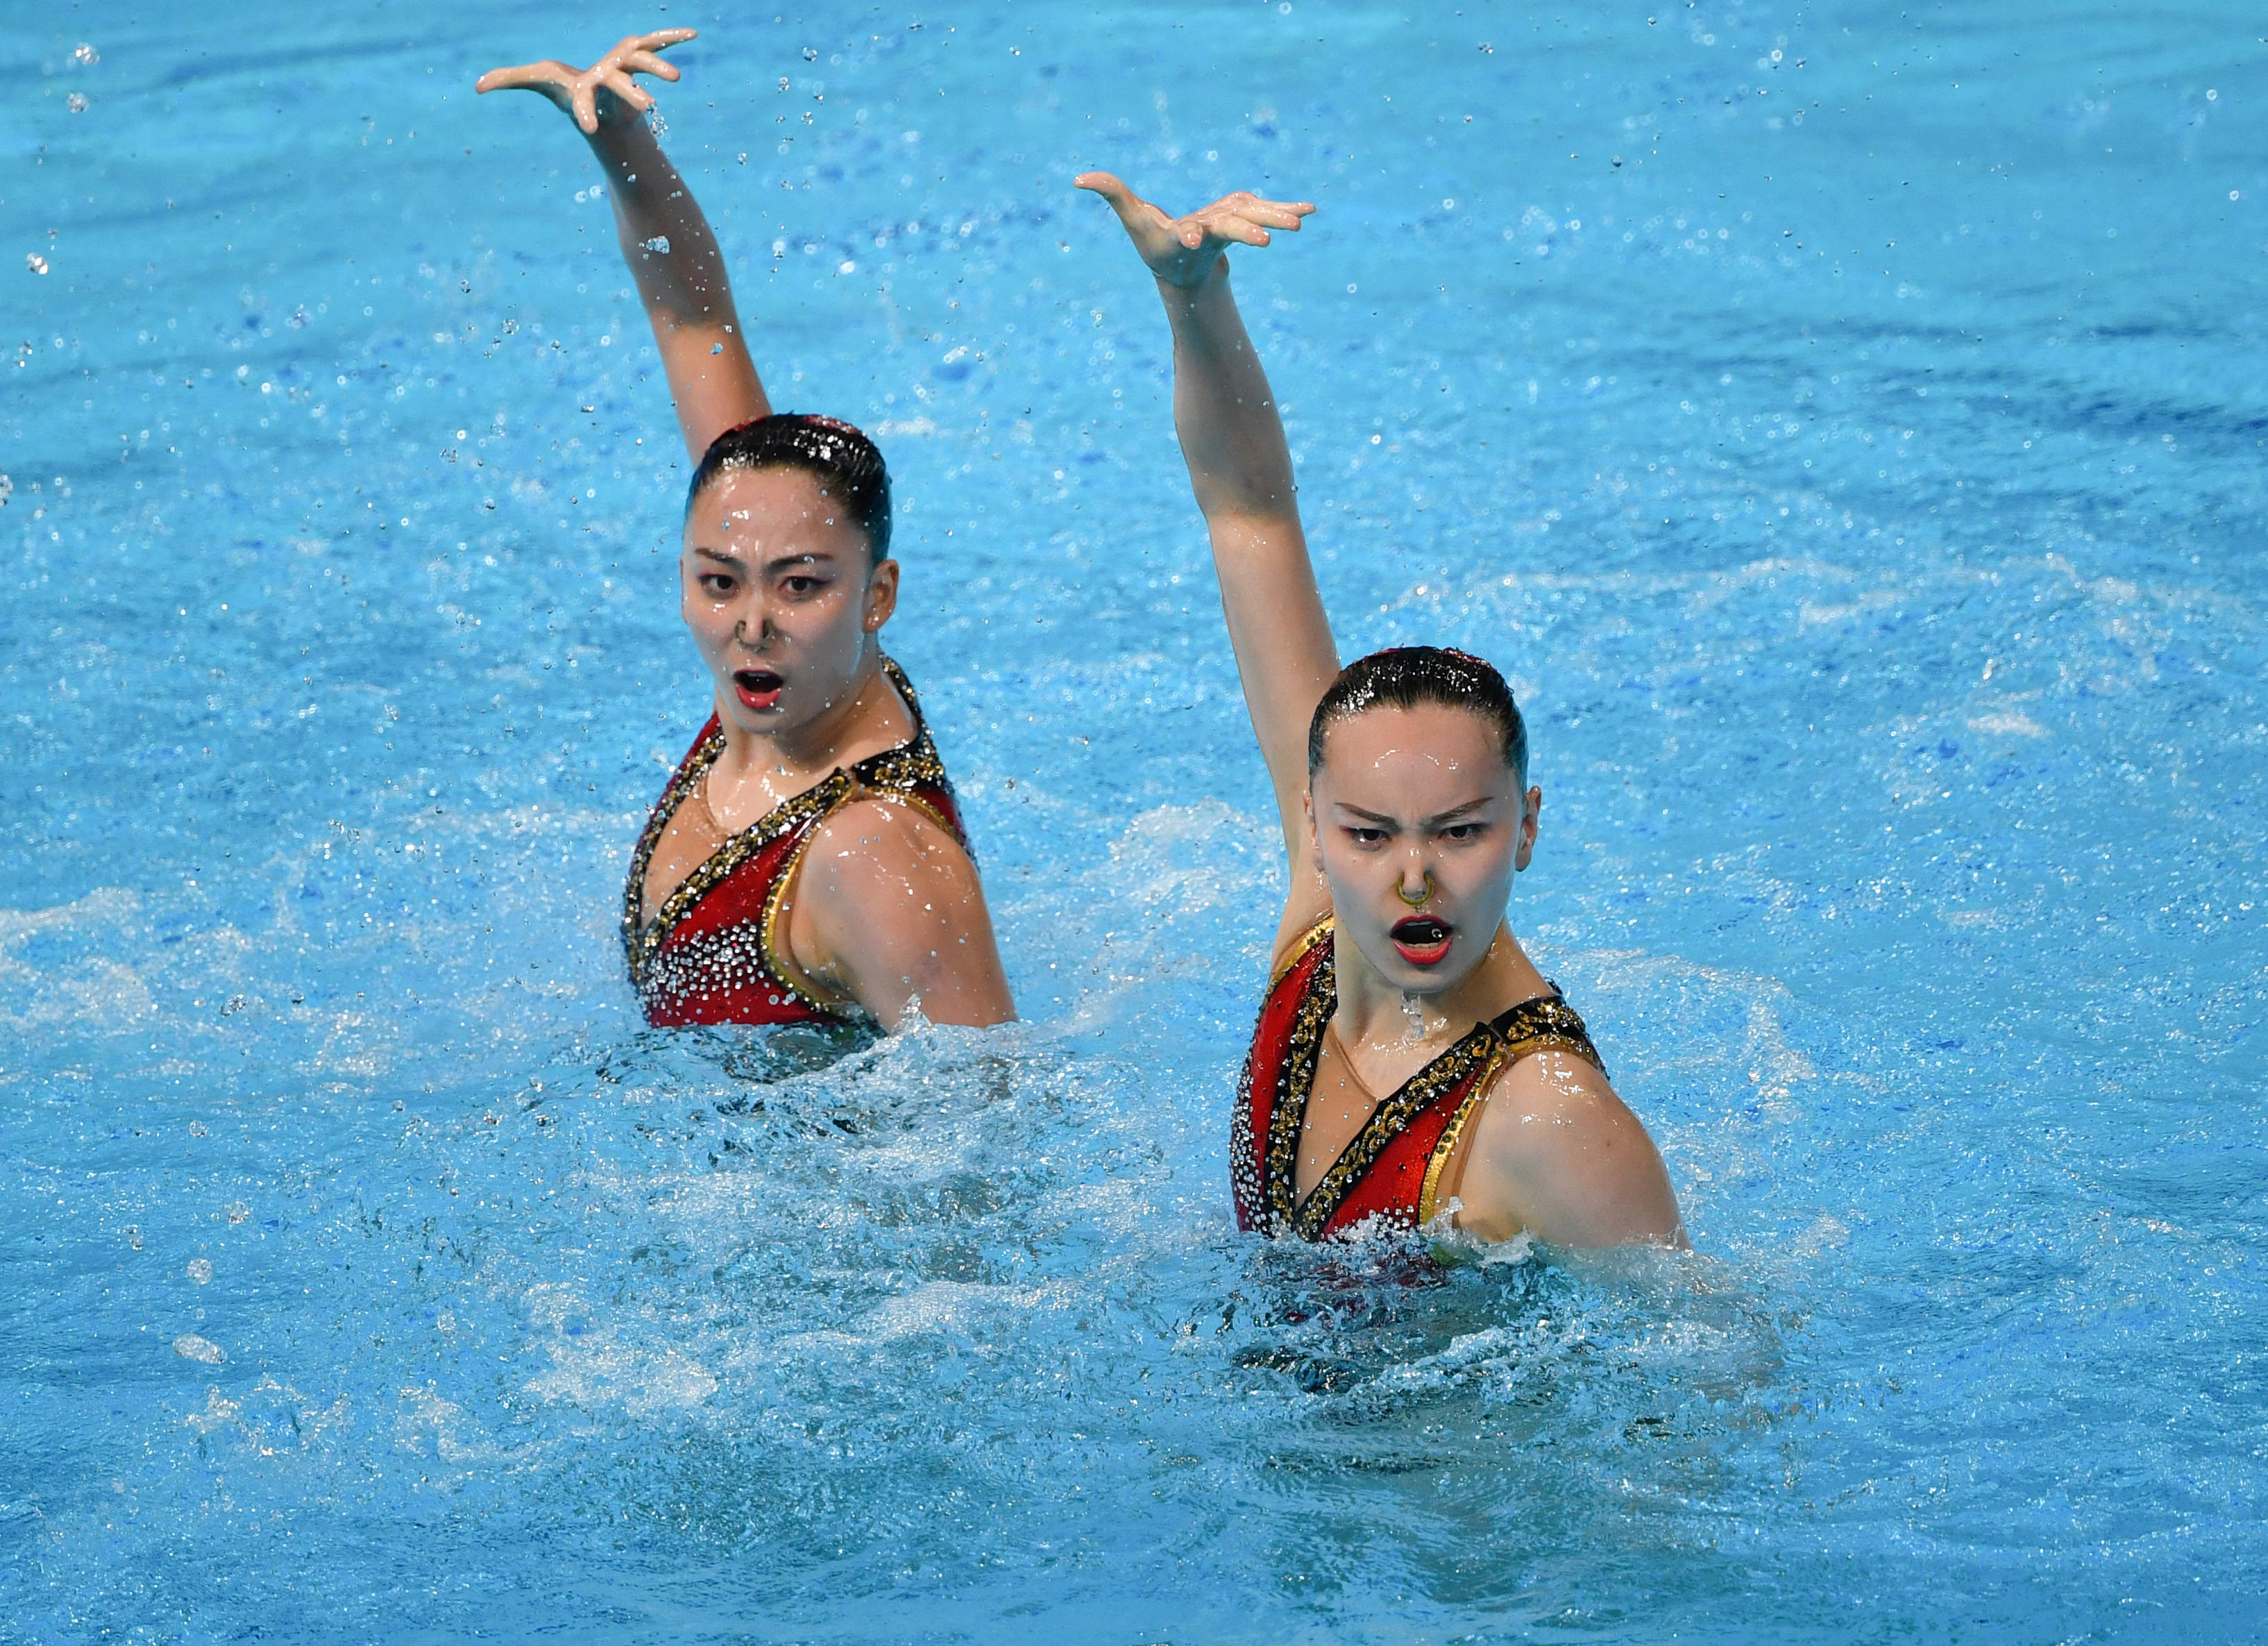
477, 29, 1682, 1251
479, 31, 1013, 1032
1078, 176, 1684, 1249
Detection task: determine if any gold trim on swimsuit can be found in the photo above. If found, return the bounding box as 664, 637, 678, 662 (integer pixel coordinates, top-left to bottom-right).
1416, 1050, 1503, 1229
620, 656, 961, 1020
1269, 913, 1334, 990
1252, 913, 1612, 1239
1416, 996, 1608, 1230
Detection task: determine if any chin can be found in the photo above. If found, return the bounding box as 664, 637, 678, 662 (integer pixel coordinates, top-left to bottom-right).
1397, 962, 1476, 997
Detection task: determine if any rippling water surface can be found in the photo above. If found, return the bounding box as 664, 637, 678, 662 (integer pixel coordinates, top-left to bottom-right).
5, 1, 2265, 1640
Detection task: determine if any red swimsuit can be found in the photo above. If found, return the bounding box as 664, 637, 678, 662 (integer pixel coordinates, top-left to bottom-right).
1232, 918, 1607, 1241
620, 659, 970, 1027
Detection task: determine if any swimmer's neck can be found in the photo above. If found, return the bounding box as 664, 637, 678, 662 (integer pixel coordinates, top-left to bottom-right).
710, 642, 897, 782
1330, 919, 1552, 1049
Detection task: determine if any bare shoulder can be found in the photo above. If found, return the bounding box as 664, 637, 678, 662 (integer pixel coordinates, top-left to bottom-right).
788, 794, 1011, 1028
795, 792, 986, 949
1452, 1047, 1685, 1249
805, 790, 972, 876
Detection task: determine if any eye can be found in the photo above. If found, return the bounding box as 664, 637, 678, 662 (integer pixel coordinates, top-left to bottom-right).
1344, 826, 1387, 846
780, 573, 826, 597
697, 572, 737, 596
1439, 822, 1485, 842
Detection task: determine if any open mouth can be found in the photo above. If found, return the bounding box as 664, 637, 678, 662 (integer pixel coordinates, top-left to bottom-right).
732, 668, 784, 711
1389, 915, 1454, 967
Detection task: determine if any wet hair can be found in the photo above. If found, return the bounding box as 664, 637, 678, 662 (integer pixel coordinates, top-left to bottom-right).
1307, 646, 1528, 783
684, 413, 892, 561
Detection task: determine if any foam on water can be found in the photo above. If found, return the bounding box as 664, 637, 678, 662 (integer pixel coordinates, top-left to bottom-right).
4, 1, 2265, 1640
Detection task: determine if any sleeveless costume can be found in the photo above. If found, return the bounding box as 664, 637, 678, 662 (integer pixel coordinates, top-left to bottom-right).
1231, 917, 1607, 1241
620, 658, 970, 1027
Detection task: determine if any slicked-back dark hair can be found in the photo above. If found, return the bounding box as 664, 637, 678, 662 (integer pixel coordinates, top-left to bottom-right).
1307, 646, 1528, 783
684, 413, 892, 561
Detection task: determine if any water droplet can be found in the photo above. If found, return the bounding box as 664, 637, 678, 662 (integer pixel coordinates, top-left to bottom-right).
67, 94, 87, 114
173, 1334, 224, 1364
25, 254, 47, 275
187, 1259, 212, 1284
226, 1201, 250, 1224
74, 43, 99, 65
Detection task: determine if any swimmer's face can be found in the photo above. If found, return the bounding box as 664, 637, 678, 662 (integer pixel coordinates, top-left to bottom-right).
1305, 704, 1537, 995
679, 466, 897, 738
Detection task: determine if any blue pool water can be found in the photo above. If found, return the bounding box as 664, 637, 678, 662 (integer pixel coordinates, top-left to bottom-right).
6, 1, 2266, 1638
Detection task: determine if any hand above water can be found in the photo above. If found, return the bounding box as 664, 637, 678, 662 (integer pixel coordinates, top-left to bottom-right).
474, 28, 695, 135
1075, 173, 1314, 287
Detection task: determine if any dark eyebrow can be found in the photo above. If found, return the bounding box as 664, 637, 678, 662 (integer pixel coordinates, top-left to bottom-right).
1328, 797, 1496, 828
691, 547, 743, 567
1423, 798, 1495, 827
762, 550, 836, 577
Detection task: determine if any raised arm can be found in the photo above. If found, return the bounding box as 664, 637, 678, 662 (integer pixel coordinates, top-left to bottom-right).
1078, 175, 1339, 874
477, 30, 768, 460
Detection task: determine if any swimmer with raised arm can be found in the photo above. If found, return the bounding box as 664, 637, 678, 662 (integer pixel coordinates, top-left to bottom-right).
479, 32, 1012, 1030
1078, 173, 1682, 1248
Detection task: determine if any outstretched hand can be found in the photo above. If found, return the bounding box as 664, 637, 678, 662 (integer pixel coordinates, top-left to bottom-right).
475, 28, 695, 135
1075, 173, 1314, 287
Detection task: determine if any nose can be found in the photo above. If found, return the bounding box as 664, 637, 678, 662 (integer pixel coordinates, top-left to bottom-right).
731, 608, 776, 649
1395, 863, 1436, 908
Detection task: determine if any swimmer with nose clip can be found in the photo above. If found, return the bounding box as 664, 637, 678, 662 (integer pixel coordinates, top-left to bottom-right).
1078, 171, 1683, 1250
477, 30, 1012, 1032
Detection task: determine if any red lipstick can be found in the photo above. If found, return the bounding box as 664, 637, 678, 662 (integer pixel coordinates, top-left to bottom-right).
733, 668, 784, 712
1389, 914, 1454, 968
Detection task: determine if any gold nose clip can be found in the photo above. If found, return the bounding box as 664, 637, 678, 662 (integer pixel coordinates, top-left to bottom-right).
1396, 869, 1435, 908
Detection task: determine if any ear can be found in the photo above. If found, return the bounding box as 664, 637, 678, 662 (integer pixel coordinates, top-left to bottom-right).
1301, 788, 1327, 881
1514, 784, 1542, 872
862, 556, 900, 632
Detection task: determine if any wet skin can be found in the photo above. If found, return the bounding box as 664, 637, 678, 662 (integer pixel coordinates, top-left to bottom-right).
480, 31, 1009, 1030
640, 464, 1013, 1028
1078, 167, 1684, 1246
1289, 704, 1679, 1245
1304, 701, 1539, 1012
679, 464, 905, 794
